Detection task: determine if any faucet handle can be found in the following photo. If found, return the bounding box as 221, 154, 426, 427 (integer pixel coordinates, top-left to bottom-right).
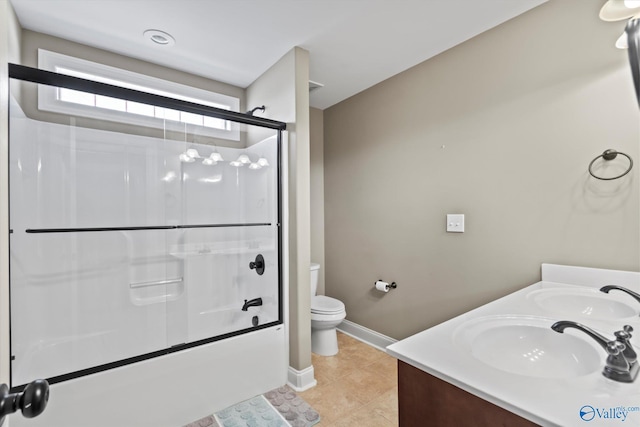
605, 341, 630, 374
249, 254, 265, 276
607, 341, 626, 355
615, 325, 637, 365
615, 329, 631, 340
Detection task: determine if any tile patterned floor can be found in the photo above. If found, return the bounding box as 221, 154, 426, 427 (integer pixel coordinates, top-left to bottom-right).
299, 332, 398, 427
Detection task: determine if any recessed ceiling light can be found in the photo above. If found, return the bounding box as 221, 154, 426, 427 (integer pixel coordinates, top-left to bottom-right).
144, 29, 175, 46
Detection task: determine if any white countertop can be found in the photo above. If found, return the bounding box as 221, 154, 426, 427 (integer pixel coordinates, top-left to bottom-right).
386, 264, 640, 427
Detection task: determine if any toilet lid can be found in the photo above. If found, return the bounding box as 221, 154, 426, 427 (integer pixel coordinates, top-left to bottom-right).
311, 295, 345, 314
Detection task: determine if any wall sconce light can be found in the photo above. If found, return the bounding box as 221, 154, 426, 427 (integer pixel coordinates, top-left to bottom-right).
600, 0, 640, 49
600, 0, 640, 22
601, 1, 640, 108
616, 31, 629, 49
210, 151, 224, 162
180, 148, 202, 163
202, 152, 222, 166
185, 148, 201, 158
179, 153, 195, 163
230, 154, 250, 167
227, 154, 269, 169
181, 148, 227, 165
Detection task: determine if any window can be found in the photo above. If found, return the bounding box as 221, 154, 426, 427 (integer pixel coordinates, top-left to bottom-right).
38, 49, 240, 140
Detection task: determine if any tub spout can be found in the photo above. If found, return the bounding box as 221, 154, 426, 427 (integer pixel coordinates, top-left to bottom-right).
242, 297, 263, 311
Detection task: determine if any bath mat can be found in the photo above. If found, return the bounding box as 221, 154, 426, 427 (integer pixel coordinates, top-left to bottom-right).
215, 395, 287, 427
182, 385, 320, 427
263, 385, 320, 427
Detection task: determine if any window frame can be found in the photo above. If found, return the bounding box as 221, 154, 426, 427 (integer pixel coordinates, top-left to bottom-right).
38, 49, 241, 141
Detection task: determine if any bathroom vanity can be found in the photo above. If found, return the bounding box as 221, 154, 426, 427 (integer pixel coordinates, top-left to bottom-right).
397, 361, 537, 426
387, 264, 640, 427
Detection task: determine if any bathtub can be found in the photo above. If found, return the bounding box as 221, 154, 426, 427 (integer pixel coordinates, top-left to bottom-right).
13, 324, 287, 427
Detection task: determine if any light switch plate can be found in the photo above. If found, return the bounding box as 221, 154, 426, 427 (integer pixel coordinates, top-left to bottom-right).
446, 214, 464, 233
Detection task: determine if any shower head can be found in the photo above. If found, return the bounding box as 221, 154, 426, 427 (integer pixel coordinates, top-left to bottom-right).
247, 105, 266, 116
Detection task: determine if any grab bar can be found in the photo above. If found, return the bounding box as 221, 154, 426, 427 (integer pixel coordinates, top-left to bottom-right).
129, 278, 183, 289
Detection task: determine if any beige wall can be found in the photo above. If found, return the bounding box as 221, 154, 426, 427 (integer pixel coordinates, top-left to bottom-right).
0, 0, 21, 386
17, 30, 246, 146
247, 47, 311, 372
323, 0, 640, 340
310, 107, 325, 295
21, 30, 244, 102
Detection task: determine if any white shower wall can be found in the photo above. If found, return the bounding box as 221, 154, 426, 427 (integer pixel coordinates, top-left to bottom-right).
9, 97, 282, 387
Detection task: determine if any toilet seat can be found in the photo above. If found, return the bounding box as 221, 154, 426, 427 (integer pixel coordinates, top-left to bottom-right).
311, 295, 345, 315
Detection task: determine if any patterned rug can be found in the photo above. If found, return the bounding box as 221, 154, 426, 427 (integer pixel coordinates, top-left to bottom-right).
183, 385, 320, 427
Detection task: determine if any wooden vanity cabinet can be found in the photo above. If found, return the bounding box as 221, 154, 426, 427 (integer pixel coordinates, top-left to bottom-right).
397, 360, 540, 427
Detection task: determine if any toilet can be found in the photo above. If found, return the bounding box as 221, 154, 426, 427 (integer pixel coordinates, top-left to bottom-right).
310, 263, 346, 356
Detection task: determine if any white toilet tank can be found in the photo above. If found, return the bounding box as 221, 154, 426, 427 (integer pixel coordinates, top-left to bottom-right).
310, 263, 320, 296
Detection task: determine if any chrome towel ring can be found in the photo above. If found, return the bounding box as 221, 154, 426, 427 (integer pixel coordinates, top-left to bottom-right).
588, 149, 633, 180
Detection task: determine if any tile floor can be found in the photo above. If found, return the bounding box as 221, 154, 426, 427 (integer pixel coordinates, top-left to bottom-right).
299, 332, 398, 427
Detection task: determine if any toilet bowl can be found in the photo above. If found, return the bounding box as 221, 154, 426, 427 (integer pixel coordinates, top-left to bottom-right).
310, 263, 346, 356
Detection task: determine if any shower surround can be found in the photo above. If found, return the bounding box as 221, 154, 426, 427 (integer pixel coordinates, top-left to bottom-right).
7, 66, 287, 426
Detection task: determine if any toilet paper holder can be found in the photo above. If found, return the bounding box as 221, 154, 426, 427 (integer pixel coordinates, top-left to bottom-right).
374, 280, 397, 291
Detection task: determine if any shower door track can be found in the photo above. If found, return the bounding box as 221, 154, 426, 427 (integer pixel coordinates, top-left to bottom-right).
9, 64, 287, 131
24, 223, 274, 233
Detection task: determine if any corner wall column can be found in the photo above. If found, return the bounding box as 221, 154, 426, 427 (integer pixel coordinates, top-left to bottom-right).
246, 47, 314, 390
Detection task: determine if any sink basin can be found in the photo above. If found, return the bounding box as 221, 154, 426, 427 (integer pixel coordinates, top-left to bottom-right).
527, 288, 638, 320
452, 315, 601, 378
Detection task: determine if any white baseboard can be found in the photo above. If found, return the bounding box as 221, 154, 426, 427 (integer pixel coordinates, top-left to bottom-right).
287, 321, 396, 392
337, 319, 397, 352
287, 365, 317, 392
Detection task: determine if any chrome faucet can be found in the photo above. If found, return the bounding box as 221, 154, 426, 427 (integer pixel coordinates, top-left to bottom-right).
242, 297, 263, 311
552, 321, 639, 383
600, 285, 640, 310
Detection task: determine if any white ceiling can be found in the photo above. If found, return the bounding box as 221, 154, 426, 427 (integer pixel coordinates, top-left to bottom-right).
10, 0, 547, 110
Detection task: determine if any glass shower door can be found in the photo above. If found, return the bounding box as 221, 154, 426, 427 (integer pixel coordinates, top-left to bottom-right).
172, 129, 281, 344
8, 73, 282, 388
